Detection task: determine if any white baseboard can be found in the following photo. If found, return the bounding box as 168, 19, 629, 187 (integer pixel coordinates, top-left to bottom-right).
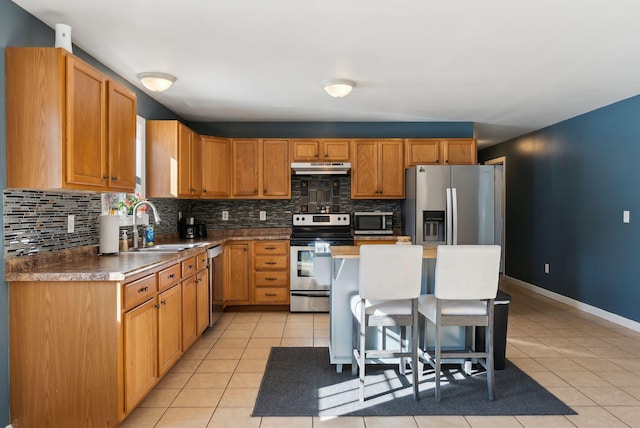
504, 275, 640, 333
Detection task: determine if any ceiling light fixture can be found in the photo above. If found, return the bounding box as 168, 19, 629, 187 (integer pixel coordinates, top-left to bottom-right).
137, 72, 177, 92
321, 79, 355, 98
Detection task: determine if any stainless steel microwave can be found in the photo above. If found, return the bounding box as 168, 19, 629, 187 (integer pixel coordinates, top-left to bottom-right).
353, 212, 394, 235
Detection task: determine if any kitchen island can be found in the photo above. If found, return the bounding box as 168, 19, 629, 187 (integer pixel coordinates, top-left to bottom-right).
329, 245, 440, 372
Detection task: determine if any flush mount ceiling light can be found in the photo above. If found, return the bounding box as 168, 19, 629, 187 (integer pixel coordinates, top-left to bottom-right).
137, 72, 177, 92
321, 79, 356, 98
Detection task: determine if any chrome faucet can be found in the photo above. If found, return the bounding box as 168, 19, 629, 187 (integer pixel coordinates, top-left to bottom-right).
132, 201, 162, 249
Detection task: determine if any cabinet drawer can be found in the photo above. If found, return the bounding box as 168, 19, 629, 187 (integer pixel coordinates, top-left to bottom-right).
254, 271, 289, 287
253, 287, 289, 304
254, 241, 288, 255
158, 263, 181, 291
124, 274, 157, 310
182, 256, 197, 277
196, 251, 208, 271
254, 255, 288, 270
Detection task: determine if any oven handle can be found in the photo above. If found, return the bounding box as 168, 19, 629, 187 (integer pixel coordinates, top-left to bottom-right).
291, 291, 330, 298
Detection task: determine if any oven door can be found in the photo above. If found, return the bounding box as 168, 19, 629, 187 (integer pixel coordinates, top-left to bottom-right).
290, 245, 332, 291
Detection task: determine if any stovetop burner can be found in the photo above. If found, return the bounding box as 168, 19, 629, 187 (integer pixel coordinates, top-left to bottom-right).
290, 213, 354, 246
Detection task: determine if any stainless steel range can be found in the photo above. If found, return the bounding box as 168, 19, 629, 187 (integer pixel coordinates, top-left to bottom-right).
289, 213, 353, 312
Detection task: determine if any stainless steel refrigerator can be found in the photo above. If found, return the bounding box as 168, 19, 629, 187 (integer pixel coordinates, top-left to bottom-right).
403, 165, 495, 246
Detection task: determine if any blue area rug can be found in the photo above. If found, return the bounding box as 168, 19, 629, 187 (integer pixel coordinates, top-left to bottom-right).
252, 347, 577, 417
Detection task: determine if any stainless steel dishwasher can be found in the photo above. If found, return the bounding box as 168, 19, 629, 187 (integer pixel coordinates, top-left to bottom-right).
207, 245, 223, 327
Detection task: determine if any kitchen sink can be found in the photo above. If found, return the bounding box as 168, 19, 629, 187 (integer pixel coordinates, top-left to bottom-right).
128, 243, 203, 253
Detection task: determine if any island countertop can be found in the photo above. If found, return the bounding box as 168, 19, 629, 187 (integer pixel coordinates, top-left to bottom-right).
330, 245, 438, 259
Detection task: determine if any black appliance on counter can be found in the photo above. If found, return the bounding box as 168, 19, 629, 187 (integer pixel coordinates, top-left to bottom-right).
178, 216, 207, 239
289, 213, 353, 312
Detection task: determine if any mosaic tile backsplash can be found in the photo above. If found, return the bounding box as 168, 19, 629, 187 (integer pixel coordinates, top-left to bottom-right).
3, 176, 403, 257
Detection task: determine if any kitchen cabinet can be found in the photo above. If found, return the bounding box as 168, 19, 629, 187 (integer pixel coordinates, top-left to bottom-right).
157, 283, 183, 376
6, 47, 136, 192
351, 139, 405, 199
291, 139, 351, 161
253, 240, 290, 305
405, 138, 477, 167
196, 269, 210, 335
146, 120, 202, 198
201, 136, 231, 198
231, 139, 291, 199
181, 275, 198, 351
224, 242, 251, 304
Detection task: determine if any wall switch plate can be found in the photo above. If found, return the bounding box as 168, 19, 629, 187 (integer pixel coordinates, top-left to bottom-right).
260, 211, 266, 221
222, 211, 229, 221
544, 263, 550, 274
67, 215, 75, 233
623, 210, 630, 223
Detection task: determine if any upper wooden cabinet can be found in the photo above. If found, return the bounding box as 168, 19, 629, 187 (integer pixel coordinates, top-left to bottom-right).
405, 138, 477, 167
291, 139, 350, 162
231, 139, 290, 199
6, 47, 137, 192
201, 136, 231, 198
146, 120, 202, 198
351, 139, 404, 199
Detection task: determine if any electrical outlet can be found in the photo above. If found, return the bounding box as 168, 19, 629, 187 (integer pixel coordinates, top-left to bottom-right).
623, 210, 630, 223
67, 214, 75, 233
260, 211, 266, 221
222, 211, 229, 221
544, 263, 550, 274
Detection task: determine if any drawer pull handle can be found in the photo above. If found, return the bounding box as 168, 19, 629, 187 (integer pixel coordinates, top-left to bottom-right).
168, 273, 175, 279
266, 277, 277, 281
265, 293, 277, 297
138, 286, 148, 293
265, 246, 276, 250
265, 261, 277, 265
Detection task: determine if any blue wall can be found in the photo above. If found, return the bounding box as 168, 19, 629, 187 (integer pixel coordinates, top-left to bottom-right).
479, 95, 640, 322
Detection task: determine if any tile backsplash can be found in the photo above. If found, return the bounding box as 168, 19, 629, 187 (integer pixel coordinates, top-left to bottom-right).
3, 176, 403, 257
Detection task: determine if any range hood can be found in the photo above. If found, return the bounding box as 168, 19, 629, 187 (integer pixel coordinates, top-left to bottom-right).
291, 162, 351, 175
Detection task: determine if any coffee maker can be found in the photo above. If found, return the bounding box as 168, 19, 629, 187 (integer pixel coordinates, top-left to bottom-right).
178, 215, 196, 239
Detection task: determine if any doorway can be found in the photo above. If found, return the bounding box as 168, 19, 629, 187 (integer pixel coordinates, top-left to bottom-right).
485, 156, 506, 273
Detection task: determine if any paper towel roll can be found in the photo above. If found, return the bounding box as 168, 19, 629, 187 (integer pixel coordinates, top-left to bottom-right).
55, 23, 73, 53
99, 215, 120, 254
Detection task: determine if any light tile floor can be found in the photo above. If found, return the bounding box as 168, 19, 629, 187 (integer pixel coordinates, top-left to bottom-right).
122, 278, 640, 427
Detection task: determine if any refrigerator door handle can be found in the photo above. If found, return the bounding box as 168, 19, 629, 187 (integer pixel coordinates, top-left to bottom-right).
452, 187, 458, 245
446, 188, 453, 245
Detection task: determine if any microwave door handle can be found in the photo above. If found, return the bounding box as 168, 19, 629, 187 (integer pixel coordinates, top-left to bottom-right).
446, 188, 453, 245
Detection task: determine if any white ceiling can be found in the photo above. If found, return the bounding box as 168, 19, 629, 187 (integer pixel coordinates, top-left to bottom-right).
12, 0, 640, 148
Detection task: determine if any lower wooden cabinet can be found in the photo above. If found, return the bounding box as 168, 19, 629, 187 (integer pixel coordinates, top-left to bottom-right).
158, 284, 183, 377
124, 298, 158, 413
223, 240, 290, 306
181, 275, 198, 351
196, 269, 210, 335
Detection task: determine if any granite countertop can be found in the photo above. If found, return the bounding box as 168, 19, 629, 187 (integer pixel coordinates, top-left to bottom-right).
5, 228, 291, 282
330, 245, 438, 259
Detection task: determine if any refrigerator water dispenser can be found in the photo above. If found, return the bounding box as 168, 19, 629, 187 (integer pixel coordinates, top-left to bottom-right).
423, 211, 445, 242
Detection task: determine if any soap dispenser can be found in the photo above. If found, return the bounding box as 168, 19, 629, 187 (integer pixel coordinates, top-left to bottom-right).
121, 230, 129, 252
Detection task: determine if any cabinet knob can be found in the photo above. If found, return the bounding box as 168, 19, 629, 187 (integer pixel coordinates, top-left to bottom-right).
168, 273, 175, 279
112, 176, 118, 181
154, 304, 160, 309
103, 176, 109, 180
161, 299, 167, 305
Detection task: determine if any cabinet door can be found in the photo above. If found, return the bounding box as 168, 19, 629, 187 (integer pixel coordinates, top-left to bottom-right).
232, 139, 260, 197
291, 139, 320, 161
65, 56, 108, 188
146, 120, 179, 198
196, 270, 209, 335
178, 124, 194, 197
443, 139, 477, 165
322, 139, 350, 161
262, 139, 290, 198
405, 138, 441, 167
158, 285, 182, 376
181, 276, 198, 351
224, 243, 250, 304
351, 140, 379, 198
107, 80, 137, 191
378, 139, 405, 198
202, 137, 231, 198
123, 298, 158, 413
190, 132, 203, 196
